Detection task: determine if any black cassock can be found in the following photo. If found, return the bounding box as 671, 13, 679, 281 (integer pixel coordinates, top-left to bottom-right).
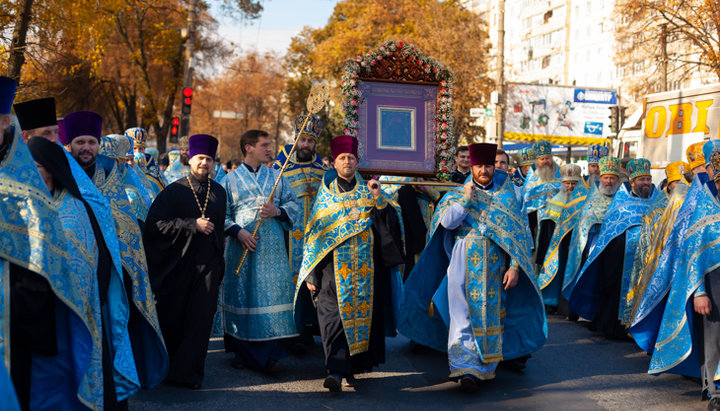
143, 174, 226, 386
305, 178, 404, 377
534, 219, 555, 267
696, 268, 720, 400
588, 233, 627, 340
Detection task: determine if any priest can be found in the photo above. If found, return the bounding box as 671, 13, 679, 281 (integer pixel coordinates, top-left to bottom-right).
521, 140, 561, 245
14, 97, 60, 143
296, 135, 405, 392
569, 158, 658, 340
398, 143, 546, 392
145, 135, 226, 389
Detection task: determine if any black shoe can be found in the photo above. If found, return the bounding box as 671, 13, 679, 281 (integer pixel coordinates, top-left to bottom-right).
324, 374, 342, 392
708, 398, 720, 411
460, 375, 479, 393
343, 374, 356, 387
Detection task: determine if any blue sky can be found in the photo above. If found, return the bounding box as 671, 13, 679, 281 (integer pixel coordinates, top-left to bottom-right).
216, 0, 340, 55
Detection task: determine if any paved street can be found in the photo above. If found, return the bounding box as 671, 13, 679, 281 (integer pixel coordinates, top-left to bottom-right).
131, 316, 705, 411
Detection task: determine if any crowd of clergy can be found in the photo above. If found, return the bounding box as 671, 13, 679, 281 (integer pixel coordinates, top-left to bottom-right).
0, 74, 718, 411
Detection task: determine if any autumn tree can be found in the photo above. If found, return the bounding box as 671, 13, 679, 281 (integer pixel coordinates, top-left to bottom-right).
285, 0, 492, 145
190, 51, 290, 162
0, 0, 263, 153
613, 0, 720, 99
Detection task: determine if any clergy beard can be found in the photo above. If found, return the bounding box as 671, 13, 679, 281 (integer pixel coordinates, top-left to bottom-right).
586, 174, 598, 187
296, 148, 314, 162
599, 181, 620, 196
557, 186, 570, 203
536, 163, 557, 181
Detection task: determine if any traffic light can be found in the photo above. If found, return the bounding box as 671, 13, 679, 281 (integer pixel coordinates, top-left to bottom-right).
181, 87, 193, 115
608, 106, 619, 134
169, 117, 179, 143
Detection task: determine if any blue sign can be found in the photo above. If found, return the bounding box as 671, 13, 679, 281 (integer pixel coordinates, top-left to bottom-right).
574, 89, 617, 105
584, 122, 604, 135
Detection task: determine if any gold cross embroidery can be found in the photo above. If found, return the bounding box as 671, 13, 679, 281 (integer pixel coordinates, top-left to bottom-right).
469, 252, 482, 266
489, 253, 499, 265
470, 290, 481, 302
488, 288, 497, 300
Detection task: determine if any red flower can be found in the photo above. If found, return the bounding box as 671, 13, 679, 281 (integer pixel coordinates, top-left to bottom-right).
398, 41, 404, 48
442, 166, 448, 172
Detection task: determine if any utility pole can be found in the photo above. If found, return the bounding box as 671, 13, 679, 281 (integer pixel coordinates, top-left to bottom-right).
660, 23, 668, 92
179, 0, 199, 138
496, 0, 506, 149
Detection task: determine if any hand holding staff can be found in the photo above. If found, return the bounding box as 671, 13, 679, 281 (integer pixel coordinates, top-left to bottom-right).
234, 82, 330, 275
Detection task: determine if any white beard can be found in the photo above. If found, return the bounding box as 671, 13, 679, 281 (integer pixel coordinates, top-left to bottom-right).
599, 181, 620, 197
536, 163, 558, 181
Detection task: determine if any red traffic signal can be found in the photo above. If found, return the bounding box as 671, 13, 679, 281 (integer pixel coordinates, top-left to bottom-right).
182, 87, 193, 98
172, 117, 180, 126
170, 117, 179, 137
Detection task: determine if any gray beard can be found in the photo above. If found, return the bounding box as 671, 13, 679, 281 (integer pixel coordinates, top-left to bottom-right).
536, 163, 557, 181
586, 174, 598, 187
556, 188, 569, 203
599, 182, 620, 197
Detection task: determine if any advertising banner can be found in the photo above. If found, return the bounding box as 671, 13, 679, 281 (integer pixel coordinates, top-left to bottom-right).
504, 83, 614, 145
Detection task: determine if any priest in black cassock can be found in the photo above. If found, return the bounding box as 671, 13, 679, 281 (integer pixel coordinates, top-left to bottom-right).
295, 135, 405, 392
144, 134, 226, 389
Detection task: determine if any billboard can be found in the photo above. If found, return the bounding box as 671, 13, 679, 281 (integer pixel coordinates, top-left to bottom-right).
504, 83, 615, 145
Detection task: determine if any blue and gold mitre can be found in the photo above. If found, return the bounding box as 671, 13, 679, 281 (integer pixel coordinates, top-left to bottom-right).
686, 142, 705, 170
134, 152, 148, 168
627, 158, 651, 180
519, 147, 536, 166
599, 156, 620, 176
587, 145, 609, 164
533, 140, 552, 157
294, 114, 322, 140
711, 150, 720, 182
125, 127, 147, 150
168, 149, 179, 163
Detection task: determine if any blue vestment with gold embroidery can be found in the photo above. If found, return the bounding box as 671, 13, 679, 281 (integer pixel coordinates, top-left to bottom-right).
273, 145, 327, 285
0, 136, 107, 408
397, 170, 547, 366
222, 165, 300, 341
648, 174, 720, 381
296, 171, 404, 355
521, 166, 561, 215
538, 180, 591, 305
622, 187, 670, 326
568, 184, 658, 321
562, 189, 613, 300
92, 154, 168, 391
629, 177, 704, 354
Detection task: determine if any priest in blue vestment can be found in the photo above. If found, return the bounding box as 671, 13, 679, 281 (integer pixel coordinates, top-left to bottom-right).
510, 147, 535, 201
28, 136, 137, 410
273, 115, 327, 352
584, 145, 609, 185
521, 140, 561, 247
62, 110, 169, 392
222, 129, 300, 372
296, 135, 405, 392
164, 137, 190, 183
398, 143, 546, 392
645, 149, 720, 411
568, 158, 658, 340
562, 156, 620, 319
537, 164, 585, 313
127, 127, 167, 193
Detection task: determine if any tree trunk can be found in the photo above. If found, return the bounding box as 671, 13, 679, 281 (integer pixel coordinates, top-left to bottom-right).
6, 0, 35, 81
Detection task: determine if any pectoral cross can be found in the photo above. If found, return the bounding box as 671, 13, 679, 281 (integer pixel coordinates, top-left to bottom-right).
349, 207, 361, 220
305, 184, 316, 197
478, 222, 487, 235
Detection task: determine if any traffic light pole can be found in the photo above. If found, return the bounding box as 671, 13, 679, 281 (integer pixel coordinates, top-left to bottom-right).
179, 0, 198, 139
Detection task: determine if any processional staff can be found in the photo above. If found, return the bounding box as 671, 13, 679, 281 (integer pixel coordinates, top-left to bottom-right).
234, 82, 330, 275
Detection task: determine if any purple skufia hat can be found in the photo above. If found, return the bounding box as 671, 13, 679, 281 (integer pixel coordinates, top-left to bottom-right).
62, 111, 102, 144
188, 134, 218, 159
57, 118, 67, 145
